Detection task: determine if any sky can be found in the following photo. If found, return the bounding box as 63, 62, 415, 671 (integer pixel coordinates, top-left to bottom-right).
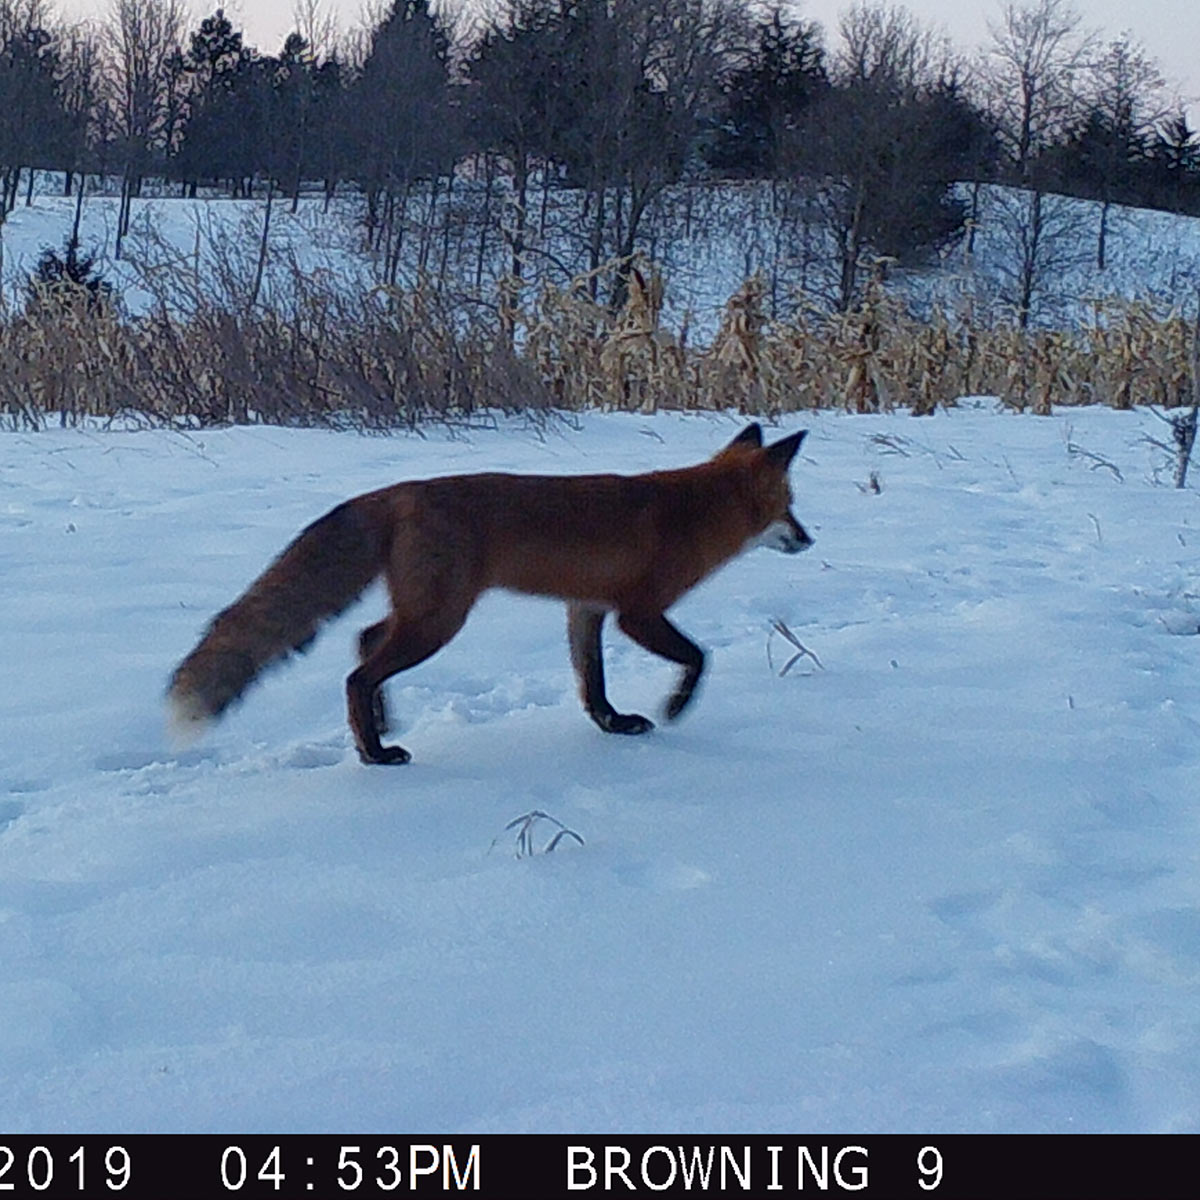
59, 0, 1200, 114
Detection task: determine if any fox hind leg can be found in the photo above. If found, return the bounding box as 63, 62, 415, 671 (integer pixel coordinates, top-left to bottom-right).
567, 603, 654, 735
358, 619, 389, 658
347, 611, 469, 764
616, 612, 706, 721
358, 619, 391, 733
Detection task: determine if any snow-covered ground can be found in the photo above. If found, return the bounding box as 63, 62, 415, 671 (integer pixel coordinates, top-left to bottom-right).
2, 405, 1199, 1133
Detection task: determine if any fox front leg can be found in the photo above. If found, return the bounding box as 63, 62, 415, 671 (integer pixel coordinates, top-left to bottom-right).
616, 612, 706, 721
566, 603, 654, 735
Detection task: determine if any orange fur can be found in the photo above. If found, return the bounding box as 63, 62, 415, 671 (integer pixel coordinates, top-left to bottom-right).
167, 423, 811, 763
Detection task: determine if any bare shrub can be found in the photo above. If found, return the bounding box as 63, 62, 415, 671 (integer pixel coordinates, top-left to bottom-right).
6, 244, 1200, 430
2, 229, 555, 431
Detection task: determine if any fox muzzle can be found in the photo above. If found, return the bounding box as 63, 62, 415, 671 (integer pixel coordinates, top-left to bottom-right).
757, 515, 813, 554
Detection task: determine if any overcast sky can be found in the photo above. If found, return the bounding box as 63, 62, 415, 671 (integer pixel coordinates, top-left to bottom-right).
62, 1, 1200, 113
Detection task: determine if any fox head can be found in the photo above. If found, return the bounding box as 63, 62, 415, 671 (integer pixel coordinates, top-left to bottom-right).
718, 423, 813, 554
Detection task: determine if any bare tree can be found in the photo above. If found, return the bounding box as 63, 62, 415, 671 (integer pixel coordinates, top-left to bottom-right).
54, 20, 103, 256
469, 0, 574, 291
982, 184, 1089, 324
292, 0, 340, 60
979, 0, 1095, 325
791, 3, 978, 311
546, 0, 744, 297
1079, 33, 1169, 268
103, 0, 187, 251
838, 0, 948, 90
982, 0, 1095, 181
0, 0, 48, 45
350, 0, 456, 281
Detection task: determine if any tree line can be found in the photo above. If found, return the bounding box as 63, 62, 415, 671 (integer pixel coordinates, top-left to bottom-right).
3, 0, 1198, 318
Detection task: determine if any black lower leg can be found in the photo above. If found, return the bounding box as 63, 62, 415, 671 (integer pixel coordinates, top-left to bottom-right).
616, 612, 706, 721
347, 614, 468, 765
358, 621, 391, 733
346, 666, 410, 764
567, 604, 654, 735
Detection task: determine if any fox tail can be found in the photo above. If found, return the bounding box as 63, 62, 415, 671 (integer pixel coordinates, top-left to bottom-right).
166, 498, 388, 742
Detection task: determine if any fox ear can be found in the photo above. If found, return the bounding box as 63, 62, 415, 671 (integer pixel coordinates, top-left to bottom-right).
721, 423, 763, 454
764, 430, 807, 470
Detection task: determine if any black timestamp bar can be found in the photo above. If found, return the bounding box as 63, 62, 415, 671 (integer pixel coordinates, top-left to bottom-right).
0, 1134, 1196, 1199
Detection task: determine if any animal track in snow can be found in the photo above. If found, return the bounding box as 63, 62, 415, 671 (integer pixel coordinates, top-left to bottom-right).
277, 743, 344, 770
0, 798, 25, 832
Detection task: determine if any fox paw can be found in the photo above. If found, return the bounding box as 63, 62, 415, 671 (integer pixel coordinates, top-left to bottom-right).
360, 744, 412, 765
664, 683, 700, 722
599, 711, 655, 736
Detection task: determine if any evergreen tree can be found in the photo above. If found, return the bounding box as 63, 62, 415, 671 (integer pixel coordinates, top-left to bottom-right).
308, 54, 350, 204
347, 0, 455, 266
1148, 114, 1200, 215
273, 31, 313, 205
468, 0, 575, 279
175, 7, 255, 191
27, 235, 113, 315
0, 23, 68, 212
707, 5, 827, 177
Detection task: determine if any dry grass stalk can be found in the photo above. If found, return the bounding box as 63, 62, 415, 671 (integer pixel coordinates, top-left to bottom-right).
704, 275, 772, 412
597, 263, 688, 412
7, 251, 1200, 430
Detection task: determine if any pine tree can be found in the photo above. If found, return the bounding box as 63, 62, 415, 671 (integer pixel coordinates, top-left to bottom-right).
27, 235, 113, 315
348, 0, 455, 273
175, 7, 255, 192
1149, 115, 1200, 214
469, 0, 574, 280
0, 24, 69, 213
707, 5, 826, 177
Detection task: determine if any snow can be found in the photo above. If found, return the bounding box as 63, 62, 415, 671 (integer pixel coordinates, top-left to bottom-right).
0, 190, 371, 318
6, 180, 1200, 337
2, 406, 1199, 1134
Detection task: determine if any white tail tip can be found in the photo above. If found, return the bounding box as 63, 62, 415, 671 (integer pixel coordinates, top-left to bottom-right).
165, 688, 213, 749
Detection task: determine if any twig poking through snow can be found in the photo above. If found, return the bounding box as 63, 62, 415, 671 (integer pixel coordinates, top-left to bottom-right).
767, 619, 825, 677
1066, 438, 1124, 481
491, 811, 585, 859
869, 432, 911, 457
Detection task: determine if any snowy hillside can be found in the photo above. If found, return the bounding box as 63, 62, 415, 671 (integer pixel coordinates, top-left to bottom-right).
0, 189, 371, 320
2, 406, 1199, 1133
4, 180, 1200, 337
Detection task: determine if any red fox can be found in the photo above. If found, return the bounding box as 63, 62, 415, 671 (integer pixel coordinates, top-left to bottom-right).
167, 423, 811, 764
